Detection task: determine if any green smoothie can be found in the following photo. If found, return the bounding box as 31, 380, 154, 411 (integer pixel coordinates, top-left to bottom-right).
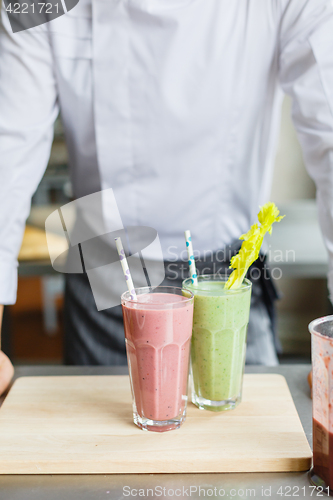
183, 276, 251, 411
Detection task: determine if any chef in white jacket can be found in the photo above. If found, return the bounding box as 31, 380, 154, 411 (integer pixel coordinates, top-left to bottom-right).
1, 0, 333, 393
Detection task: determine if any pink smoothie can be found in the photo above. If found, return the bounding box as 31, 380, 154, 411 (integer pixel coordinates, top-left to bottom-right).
122, 293, 193, 422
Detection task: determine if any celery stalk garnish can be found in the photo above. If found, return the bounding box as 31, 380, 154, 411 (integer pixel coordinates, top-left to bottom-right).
225, 202, 284, 290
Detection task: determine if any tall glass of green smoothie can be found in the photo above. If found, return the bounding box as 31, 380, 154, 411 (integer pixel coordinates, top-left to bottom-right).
183, 274, 252, 412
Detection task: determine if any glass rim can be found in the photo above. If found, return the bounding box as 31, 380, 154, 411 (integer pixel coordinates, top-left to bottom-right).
182, 274, 252, 292
121, 285, 194, 305
308, 315, 333, 339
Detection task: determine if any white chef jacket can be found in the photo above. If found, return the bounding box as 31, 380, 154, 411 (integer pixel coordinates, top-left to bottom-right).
0, 0, 333, 305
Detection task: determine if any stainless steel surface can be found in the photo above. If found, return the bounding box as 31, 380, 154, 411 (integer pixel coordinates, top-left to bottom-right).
0, 365, 315, 500
18, 261, 56, 276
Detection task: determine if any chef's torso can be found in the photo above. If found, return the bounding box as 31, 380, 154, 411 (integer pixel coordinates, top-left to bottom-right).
49, 0, 285, 260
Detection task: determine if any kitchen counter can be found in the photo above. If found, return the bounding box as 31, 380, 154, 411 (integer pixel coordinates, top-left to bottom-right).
20, 200, 329, 278
0, 364, 316, 500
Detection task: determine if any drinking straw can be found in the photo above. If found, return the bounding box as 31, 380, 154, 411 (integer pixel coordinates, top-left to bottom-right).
115, 237, 137, 300
184, 230, 198, 286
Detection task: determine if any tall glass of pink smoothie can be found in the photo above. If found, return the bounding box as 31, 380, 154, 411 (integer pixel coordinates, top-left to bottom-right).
121, 286, 194, 432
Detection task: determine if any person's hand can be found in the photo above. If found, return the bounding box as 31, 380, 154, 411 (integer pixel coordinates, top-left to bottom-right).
0, 350, 14, 396
0, 305, 14, 396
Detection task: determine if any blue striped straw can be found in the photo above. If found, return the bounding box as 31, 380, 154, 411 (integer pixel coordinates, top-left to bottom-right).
184, 230, 198, 286
115, 237, 137, 300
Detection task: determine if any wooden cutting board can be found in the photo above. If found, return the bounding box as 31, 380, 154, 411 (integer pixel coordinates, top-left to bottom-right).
0, 374, 312, 474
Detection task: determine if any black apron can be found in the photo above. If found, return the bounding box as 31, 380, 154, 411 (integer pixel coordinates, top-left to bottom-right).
64, 241, 281, 366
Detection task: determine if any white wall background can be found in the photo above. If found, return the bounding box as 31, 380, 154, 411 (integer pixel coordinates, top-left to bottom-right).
270, 96, 327, 360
